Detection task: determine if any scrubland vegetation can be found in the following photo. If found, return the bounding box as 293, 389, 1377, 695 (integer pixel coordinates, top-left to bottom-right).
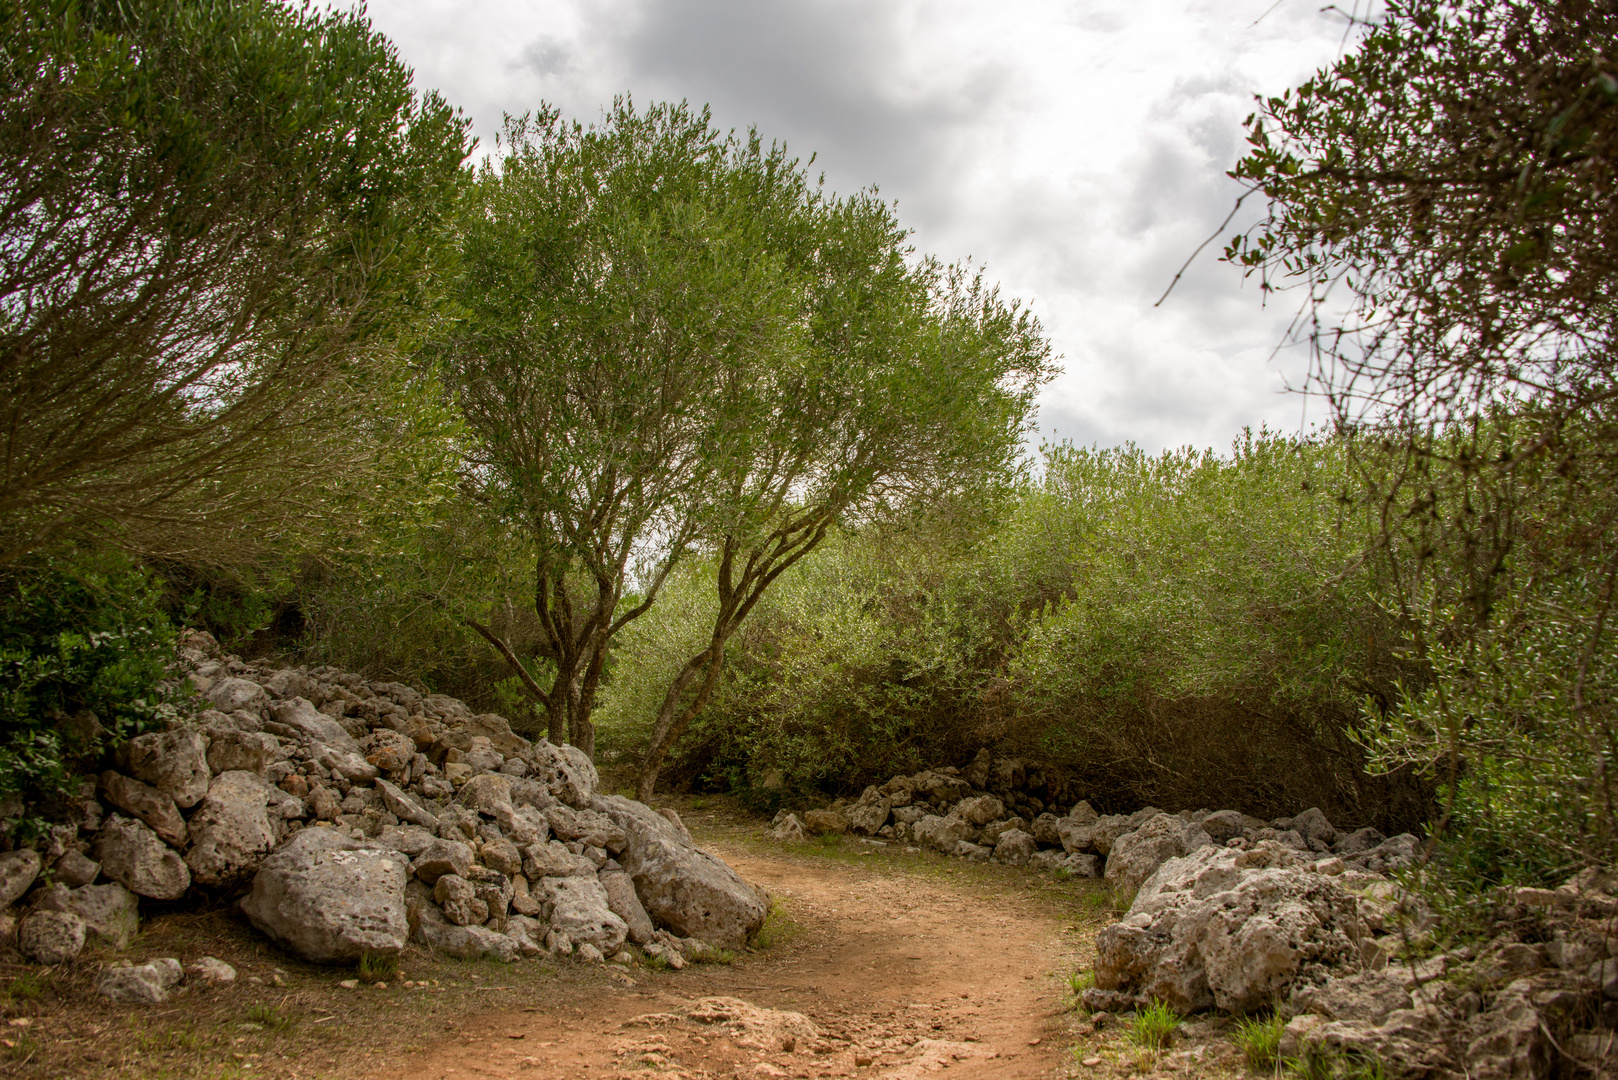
2, 0, 1614, 913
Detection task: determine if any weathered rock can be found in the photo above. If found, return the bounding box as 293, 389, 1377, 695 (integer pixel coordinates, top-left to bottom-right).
1104, 813, 1213, 897
206, 677, 269, 714
412, 838, 474, 885
97, 959, 183, 1004
53, 850, 100, 888
771, 814, 809, 843
523, 839, 595, 879
115, 729, 211, 808
415, 918, 522, 961
188, 956, 237, 983
530, 739, 598, 808
185, 770, 276, 887
846, 795, 892, 835
1086, 841, 1368, 1015
954, 795, 1006, 827
1199, 809, 1248, 846
241, 828, 408, 963
268, 697, 358, 751
913, 813, 975, 853
480, 837, 524, 877
1333, 826, 1386, 856
306, 784, 341, 821
802, 810, 850, 835
309, 742, 378, 785
376, 824, 437, 858
594, 795, 766, 950
540, 876, 628, 953
433, 874, 489, 927
600, 869, 655, 944
376, 778, 438, 829
364, 730, 416, 775
95, 815, 191, 900
99, 771, 188, 847
1290, 807, 1339, 848
1030, 850, 1101, 876
31, 882, 140, 948
546, 804, 627, 850
0, 849, 42, 907
18, 910, 85, 964
992, 828, 1037, 865
206, 728, 279, 775
457, 772, 514, 817
1030, 812, 1063, 847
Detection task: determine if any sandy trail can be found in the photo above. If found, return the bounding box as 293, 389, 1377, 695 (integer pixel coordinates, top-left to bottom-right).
379, 843, 1079, 1080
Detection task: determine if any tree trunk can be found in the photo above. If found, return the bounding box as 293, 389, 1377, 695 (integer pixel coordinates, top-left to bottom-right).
635, 639, 727, 802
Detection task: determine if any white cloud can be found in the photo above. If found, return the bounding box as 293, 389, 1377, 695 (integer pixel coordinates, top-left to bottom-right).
367, 0, 1362, 452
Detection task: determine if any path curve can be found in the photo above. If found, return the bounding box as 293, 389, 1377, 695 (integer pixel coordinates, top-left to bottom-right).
382, 842, 1079, 1080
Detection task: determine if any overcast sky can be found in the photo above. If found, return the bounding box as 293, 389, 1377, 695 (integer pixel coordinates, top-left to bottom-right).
368, 0, 1361, 454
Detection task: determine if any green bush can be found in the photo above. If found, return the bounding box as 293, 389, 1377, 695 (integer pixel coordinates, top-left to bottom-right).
0, 550, 183, 834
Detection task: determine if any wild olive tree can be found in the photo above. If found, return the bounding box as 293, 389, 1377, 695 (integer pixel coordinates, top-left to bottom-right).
0, 0, 471, 565
1227, 0, 1618, 878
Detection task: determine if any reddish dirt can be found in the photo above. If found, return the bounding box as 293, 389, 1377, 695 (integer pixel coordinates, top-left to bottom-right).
372, 843, 1082, 1080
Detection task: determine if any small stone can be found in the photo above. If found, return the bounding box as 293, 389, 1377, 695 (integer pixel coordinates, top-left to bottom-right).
1081, 1056, 1103, 1067
576, 942, 605, 963
187, 957, 237, 983
610, 950, 634, 965
97, 959, 183, 1004
855, 1053, 874, 1067
339, 978, 359, 989
53, 850, 100, 888
0, 849, 42, 907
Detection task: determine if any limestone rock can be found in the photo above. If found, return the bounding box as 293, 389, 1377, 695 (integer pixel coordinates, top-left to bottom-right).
1030, 850, 1101, 876
522, 839, 595, 879
954, 794, 1005, 827
600, 869, 655, 944
95, 815, 191, 900
115, 729, 211, 808
309, 742, 378, 785
1290, 807, 1339, 848
206, 677, 269, 714
594, 795, 766, 951
31, 882, 140, 948
545, 804, 626, 850
415, 918, 522, 961
411, 838, 474, 885
846, 796, 892, 835
188, 957, 237, 983
1104, 813, 1213, 897
205, 728, 279, 775
457, 772, 515, 817
1086, 841, 1368, 1015
376, 824, 437, 858
241, 828, 408, 963
480, 837, 524, 877
540, 876, 628, 953
686, 996, 819, 1054
433, 874, 489, 927
1199, 809, 1248, 846
992, 828, 1037, 865
267, 698, 358, 751
0, 849, 41, 907
97, 959, 183, 1004
53, 850, 100, 888
771, 814, 809, 843
185, 770, 276, 887
18, 910, 85, 964
913, 814, 975, 853
802, 809, 849, 835
530, 739, 598, 808
1333, 827, 1386, 856
99, 771, 188, 847
376, 778, 438, 829
364, 730, 416, 775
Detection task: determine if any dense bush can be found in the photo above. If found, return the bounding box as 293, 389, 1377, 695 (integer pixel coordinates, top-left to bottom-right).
596, 430, 1432, 829
0, 551, 184, 835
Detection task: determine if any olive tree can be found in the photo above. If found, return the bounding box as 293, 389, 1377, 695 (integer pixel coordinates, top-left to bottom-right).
445, 101, 1054, 765
0, 0, 471, 565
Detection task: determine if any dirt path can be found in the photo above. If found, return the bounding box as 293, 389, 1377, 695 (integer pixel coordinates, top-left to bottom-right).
380, 841, 1082, 1080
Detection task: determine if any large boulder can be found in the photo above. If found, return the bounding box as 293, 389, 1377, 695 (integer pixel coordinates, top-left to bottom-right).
31, 882, 140, 949
992, 828, 1037, 865
845, 793, 891, 835
802, 810, 849, 836
95, 815, 191, 900
205, 677, 269, 714
954, 795, 1006, 827
241, 828, 408, 963
99, 771, 188, 847
530, 740, 597, 808
540, 876, 629, 953
594, 795, 766, 951
115, 729, 211, 808
1085, 841, 1369, 1015
1104, 813, 1213, 897
185, 770, 276, 887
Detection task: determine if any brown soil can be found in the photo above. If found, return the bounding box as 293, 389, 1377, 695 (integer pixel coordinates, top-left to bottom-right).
0, 798, 1158, 1080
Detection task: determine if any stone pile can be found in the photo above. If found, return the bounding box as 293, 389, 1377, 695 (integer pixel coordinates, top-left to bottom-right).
0, 631, 767, 989
772, 748, 1422, 893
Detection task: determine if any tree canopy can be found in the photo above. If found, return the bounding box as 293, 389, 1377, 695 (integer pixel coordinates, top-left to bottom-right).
0, 0, 472, 565
442, 100, 1053, 771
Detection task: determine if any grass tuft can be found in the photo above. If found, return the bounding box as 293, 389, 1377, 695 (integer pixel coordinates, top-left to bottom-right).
751, 900, 803, 951
1065, 968, 1095, 1009
358, 950, 399, 984
245, 1004, 291, 1031
1284, 1050, 1387, 1080
1126, 999, 1180, 1052
5, 970, 46, 1001
1235, 1013, 1284, 1071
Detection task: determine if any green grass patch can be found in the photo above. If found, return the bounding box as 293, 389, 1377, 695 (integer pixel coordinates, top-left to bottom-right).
751, 900, 804, 951
245, 1003, 292, 1031
1065, 968, 1095, 1004
1285, 1050, 1387, 1080
1126, 999, 1180, 1052
5, 970, 47, 1001
358, 949, 399, 984
1235, 1013, 1284, 1071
